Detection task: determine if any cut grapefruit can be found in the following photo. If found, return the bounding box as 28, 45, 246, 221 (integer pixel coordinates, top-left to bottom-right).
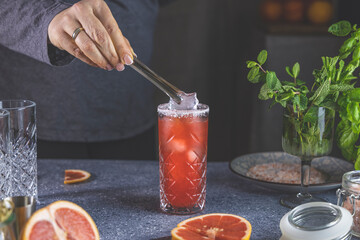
22, 200, 99, 240
171, 213, 252, 240
64, 169, 91, 184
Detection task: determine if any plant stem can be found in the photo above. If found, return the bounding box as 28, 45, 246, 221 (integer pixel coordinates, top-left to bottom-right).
258, 64, 266, 74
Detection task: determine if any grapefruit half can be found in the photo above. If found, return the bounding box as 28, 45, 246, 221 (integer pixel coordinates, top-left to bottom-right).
171, 213, 252, 240
64, 169, 91, 184
22, 200, 99, 240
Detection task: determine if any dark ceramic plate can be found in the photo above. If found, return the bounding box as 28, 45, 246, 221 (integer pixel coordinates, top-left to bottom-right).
229, 152, 354, 192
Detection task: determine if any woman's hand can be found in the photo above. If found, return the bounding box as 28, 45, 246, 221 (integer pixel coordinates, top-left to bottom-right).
48, 0, 134, 71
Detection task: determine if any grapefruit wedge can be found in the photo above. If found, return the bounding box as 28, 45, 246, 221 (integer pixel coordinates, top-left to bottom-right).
22, 200, 99, 240
171, 213, 252, 240
64, 169, 91, 184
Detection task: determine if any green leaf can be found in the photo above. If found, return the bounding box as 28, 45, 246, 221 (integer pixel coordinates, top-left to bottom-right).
328, 20, 352, 37
279, 100, 287, 108
319, 101, 338, 111
257, 50, 267, 65
292, 62, 300, 79
313, 69, 321, 79
296, 79, 306, 86
336, 120, 359, 161
292, 95, 300, 111
252, 71, 266, 84
347, 102, 360, 123
336, 120, 359, 148
285, 66, 293, 77
340, 51, 352, 60
330, 83, 355, 92
309, 79, 331, 105
282, 81, 296, 87
299, 94, 308, 110
303, 106, 318, 124
247, 67, 259, 82
317, 81, 331, 98
246, 61, 257, 68
353, 46, 360, 61
354, 149, 360, 170
258, 84, 272, 100
276, 92, 294, 102
348, 88, 360, 102
336, 60, 345, 81
352, 122, 360, 134
300, 85, 309, 94
340, 38, 356, 53
266, 71, 281, 90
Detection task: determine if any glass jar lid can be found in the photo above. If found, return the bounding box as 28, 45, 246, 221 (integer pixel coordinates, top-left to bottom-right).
342, 170, 360, 193
280, 202, 352, 240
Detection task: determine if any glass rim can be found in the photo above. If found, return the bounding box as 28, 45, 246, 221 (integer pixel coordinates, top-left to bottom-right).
288, 203, 341, 231
157, 103, 209, 114
343, 170, 360, 184
0, 100, 36, 110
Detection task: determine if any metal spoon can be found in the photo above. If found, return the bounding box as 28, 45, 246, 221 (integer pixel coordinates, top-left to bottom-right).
130, 58, 183, 104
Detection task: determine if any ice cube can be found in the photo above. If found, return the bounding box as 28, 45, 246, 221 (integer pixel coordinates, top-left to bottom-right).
169, 139, 187, 152
169, 92, 199, 110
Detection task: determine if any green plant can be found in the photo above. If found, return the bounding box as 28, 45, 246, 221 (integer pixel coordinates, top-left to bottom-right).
246, 20, 360, 168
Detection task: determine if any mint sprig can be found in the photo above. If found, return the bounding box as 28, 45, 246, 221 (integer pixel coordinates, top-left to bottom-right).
246, 20, 360, 169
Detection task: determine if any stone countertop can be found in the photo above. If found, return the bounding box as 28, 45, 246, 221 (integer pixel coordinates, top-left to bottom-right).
37, 159, 345, 240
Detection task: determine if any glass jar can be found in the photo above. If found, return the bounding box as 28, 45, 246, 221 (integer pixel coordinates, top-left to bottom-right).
280, 202, 353, 240
337, 170, 360, 237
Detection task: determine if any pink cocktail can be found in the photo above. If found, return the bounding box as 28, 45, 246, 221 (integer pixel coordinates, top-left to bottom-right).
158, 103, 209, 214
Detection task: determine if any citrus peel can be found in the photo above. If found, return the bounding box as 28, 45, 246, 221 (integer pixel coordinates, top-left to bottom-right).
64, 169, 91, 184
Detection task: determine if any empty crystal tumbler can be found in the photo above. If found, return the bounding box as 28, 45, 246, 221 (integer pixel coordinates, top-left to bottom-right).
0, 100, 37, 199
0, 109, 11, 198
158, 103, 209, 214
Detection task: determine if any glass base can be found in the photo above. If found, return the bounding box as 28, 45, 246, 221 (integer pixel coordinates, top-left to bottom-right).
280, 193, 326, 209
160, 202, 204, 215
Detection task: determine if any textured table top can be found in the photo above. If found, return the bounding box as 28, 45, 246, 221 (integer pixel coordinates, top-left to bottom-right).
37, 159, 342, 240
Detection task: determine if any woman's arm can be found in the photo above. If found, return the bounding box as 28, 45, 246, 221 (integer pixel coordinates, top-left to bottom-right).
0, 0, 73, 65
1, 0, 134, 70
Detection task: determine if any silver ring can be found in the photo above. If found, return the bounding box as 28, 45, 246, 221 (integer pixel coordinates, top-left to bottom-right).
72, 27, 84, 40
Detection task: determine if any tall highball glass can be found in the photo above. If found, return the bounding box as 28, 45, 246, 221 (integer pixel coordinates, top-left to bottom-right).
0, 100, 37, 199
0, 109, 11, 198
158, 103, 209, 214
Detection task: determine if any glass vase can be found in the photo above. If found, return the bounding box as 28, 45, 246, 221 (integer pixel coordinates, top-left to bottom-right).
280, 105, 335, 208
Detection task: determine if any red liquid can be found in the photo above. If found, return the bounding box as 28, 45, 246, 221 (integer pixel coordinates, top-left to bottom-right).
158, 114, 208, 209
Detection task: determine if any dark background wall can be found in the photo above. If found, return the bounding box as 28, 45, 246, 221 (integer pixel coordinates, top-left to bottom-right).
151, 0, 360, 162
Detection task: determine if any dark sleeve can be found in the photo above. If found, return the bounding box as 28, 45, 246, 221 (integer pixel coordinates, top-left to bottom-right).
0, 0, 75, 66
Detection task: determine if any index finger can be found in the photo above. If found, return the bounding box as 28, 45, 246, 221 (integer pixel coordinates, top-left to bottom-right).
94, 3, 134, 66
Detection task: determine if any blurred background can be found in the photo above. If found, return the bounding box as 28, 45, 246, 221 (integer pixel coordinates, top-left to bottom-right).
151, 0, 360, 162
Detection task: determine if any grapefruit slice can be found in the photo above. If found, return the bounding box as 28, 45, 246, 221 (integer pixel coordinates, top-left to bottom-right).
64, 169, 91, 184
22, 201, 99, 240
171, 213, 252, 240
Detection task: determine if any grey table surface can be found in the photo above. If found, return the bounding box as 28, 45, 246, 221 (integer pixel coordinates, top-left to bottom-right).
37, 159, 346, 240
